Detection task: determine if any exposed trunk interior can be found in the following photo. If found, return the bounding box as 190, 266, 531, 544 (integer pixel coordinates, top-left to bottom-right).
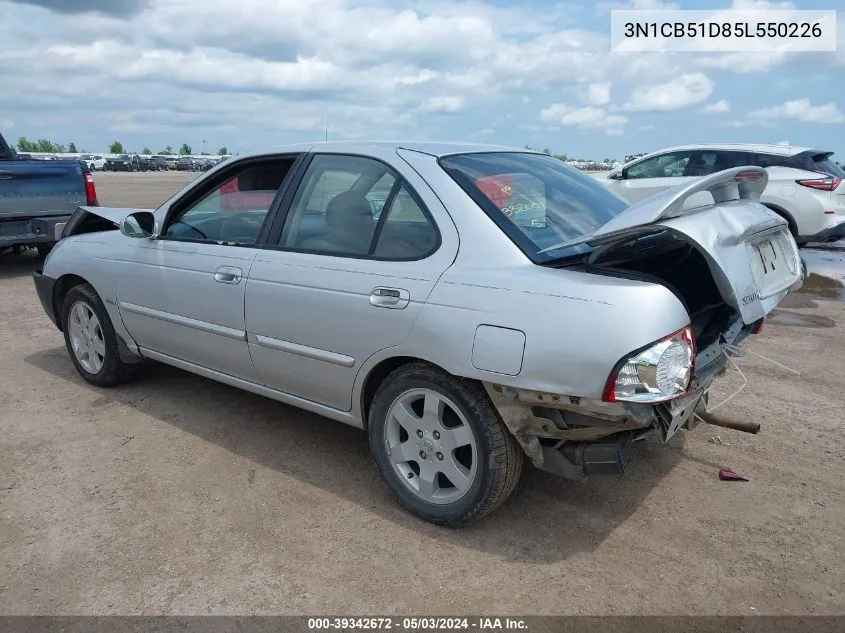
63, 209, 119, 237
585, 230, 740, 352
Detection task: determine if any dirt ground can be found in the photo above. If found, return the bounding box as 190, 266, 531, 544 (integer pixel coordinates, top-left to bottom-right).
1, 171, 843, 615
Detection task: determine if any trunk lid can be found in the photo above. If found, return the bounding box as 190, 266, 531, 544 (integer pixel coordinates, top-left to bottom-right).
584, 167, 802, 324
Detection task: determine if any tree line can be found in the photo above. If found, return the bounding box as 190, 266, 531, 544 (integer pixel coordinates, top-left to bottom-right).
15, 137, 228, 156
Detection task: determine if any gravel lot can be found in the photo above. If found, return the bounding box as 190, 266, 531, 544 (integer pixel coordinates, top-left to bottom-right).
1, 171, 843, 615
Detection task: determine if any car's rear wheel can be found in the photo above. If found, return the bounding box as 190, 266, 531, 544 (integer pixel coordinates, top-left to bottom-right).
61, 283, 138, 387
368, 363, 523, 526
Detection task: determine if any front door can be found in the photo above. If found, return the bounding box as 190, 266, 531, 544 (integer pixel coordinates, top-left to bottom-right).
245, 152, 457, 411
611, 150, 695, 204
115, 155, 301, 381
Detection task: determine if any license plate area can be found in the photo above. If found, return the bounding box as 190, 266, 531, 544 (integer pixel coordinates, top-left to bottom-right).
746, 229, 797, 299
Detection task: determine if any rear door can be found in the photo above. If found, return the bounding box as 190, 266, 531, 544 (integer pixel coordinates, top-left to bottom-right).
609, 150, 695, 203
244, 150, 458, 411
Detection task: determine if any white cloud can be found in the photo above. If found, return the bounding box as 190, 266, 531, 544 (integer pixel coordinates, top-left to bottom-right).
747, 98, 844, 124
700, 99, 731, 114
595, 0, 680, 15
0, 0, 840, 156
583, 83, 611, 106
622, 73, 714, 111
540, 103, 628, 135
420, 96, 466, 113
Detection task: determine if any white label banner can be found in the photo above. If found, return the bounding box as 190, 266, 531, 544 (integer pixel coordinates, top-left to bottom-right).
610, 9, 837, 52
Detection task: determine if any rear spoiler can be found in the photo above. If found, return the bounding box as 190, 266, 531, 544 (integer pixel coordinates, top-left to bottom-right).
592, 166, 769, 238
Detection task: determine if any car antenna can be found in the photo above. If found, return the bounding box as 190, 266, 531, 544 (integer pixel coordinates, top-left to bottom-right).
324, 105, 328, 142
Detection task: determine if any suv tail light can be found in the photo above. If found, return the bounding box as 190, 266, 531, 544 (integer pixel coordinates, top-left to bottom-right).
84, 172, 98, 205
602, 325, 696, 403
795, 176, 841, 192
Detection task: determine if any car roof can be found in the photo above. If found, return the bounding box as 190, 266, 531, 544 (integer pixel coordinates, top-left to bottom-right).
640, 143, 817, 157
242, 140, 528, 159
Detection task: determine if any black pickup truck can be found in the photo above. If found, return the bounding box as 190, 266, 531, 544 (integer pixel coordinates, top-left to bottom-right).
0, 130, 98, 256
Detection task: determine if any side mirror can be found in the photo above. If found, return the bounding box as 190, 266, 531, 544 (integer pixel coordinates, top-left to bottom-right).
120, 211, 156, 238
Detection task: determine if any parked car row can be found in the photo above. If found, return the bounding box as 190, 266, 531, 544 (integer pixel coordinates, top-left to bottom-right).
174, 156, 226, 171
28, 153, 231, 172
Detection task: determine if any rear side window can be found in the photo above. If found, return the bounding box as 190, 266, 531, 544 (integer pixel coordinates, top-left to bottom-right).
685, 150, 752, 176
278, 154, 439, 260
753, 153, 794, 168
373, 185, 439, 258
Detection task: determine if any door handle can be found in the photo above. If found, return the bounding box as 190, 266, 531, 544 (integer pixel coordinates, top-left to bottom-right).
214, 266, 243, 284
370, 287, 409, 309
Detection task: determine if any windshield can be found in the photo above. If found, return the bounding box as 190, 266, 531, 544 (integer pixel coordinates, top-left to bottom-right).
439, 152, 630, 262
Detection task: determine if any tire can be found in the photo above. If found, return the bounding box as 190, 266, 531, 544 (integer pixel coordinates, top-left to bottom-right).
60, 283, 138, 387
368, 363, 523, 526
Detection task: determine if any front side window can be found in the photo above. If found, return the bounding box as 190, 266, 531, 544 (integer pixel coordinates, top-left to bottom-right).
278, 154, 439, 259
161, 158, 296, 244
625, 151, 693, 179
440, 151, 630, 262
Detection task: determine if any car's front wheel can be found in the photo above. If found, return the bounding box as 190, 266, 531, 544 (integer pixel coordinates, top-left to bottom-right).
60, 283, 138, 387
368, 363, 523, 526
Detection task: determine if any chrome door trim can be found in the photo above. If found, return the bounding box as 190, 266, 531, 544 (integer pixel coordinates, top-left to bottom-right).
248, 333, 355, 368
118, 301, 246, 341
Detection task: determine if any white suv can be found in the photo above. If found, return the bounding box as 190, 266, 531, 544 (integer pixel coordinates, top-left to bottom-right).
603, 143, 845, 245
79, 154, 106, 171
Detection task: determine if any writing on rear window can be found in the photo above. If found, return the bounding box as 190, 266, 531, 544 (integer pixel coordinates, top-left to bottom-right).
476, 174, 547, 228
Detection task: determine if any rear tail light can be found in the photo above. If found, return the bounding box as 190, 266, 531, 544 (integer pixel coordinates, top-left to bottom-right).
795, 176, 841, 192
735, 170, 764, 182
84, 172, 98, 205
602, 325, 696, 403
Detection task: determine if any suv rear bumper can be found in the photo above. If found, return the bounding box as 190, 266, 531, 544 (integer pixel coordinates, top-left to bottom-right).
806, 218, 845, 244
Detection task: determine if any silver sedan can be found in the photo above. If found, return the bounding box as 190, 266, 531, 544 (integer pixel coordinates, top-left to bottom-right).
32, 141, 803, 525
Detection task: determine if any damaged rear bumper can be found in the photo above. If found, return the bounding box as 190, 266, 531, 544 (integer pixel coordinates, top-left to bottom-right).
483, 317, 760, 481
483, 382, 692, 480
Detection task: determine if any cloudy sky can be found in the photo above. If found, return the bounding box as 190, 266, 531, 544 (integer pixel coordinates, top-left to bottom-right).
0, 0, 842, 158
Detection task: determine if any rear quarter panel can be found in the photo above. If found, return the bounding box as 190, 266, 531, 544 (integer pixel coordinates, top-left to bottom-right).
761, 166, 830, 236
390, 264, 690, 399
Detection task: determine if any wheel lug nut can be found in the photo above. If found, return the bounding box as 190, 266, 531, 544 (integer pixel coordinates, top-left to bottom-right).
407, 472, 413, 479
433, 431, 440, 440
419, 451, 427, 460
436, 452, 443, 461
416, 429, 423, 438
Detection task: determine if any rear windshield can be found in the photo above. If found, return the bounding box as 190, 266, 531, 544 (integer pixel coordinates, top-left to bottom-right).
439, 152, 629, 262
808, 153, 845, 179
